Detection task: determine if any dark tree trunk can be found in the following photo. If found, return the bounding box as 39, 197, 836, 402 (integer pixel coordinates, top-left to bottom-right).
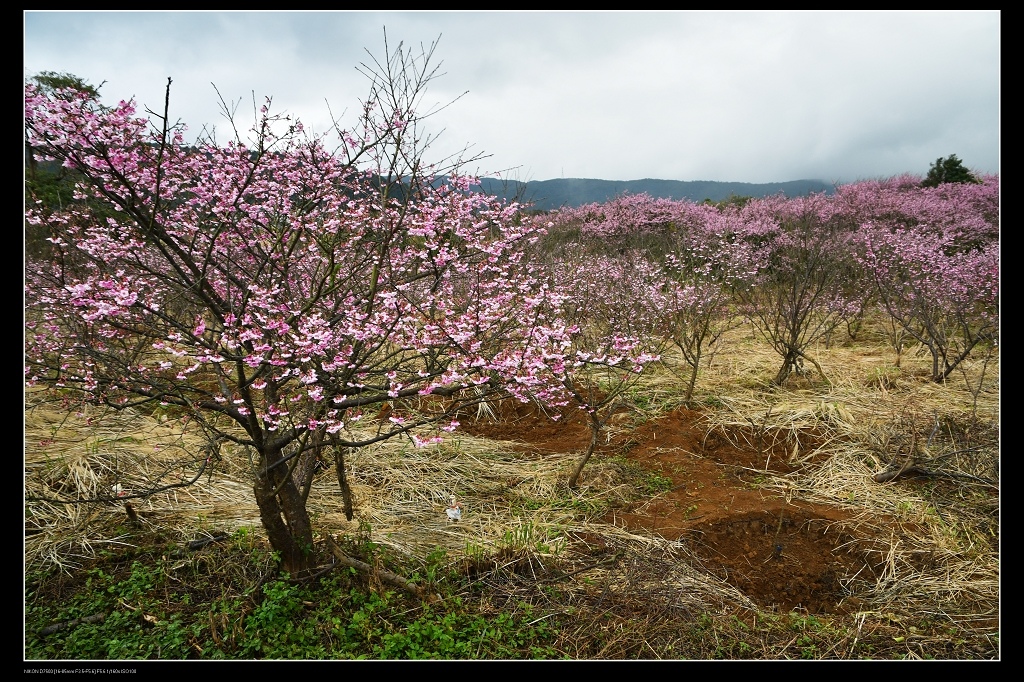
253, 445, 315, 574
334, 440, 354, 521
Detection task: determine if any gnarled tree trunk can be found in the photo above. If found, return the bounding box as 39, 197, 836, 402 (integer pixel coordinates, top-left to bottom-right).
253, 445, 315, 574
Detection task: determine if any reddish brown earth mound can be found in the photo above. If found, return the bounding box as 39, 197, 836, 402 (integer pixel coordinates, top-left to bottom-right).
460, 400, 883, 615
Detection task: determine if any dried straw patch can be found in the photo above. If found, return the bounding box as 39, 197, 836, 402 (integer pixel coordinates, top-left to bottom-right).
690, 323, 998, 420
312, 424, 760, 616
25, 389, 261, 572
759, 443, 999, 612
688, 324, 998, 471
310, 429, 634, 559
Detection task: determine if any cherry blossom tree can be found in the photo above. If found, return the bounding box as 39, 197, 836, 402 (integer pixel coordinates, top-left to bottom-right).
833, 173, 999, 251
540, 245, 663, 488
659, 204, 761, 402
733, 193, 861, 386
544, 194, 752, 411
859, 226, 998, 382
25, 41, 573, 573
545, 192, 683, 257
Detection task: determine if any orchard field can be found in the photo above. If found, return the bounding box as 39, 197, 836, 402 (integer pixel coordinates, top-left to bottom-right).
24, 47, 998, 660
24, 315, 999, 660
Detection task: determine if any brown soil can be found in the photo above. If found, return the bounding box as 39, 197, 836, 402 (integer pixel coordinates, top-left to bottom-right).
459, 399, 885, 616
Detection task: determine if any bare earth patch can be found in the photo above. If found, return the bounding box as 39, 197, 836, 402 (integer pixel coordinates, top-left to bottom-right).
457, 395, 991, 618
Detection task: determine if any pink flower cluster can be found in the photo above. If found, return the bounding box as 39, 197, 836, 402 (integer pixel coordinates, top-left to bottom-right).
24, 82, 599, 448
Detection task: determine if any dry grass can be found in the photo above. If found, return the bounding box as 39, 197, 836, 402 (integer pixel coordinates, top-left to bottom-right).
25, 389, 261, 572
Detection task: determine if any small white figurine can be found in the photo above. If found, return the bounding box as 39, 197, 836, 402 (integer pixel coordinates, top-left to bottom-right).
446, 495, 463, 522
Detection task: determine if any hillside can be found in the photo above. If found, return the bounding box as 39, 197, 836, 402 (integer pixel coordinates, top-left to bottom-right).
475, 177, 835, 210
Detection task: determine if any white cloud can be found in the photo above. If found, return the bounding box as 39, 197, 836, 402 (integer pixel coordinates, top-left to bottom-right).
24, 10, 999, 183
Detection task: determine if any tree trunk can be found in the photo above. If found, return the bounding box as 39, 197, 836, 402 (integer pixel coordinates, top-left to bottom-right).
683, 347, 702, 404
334, 440, 354, 521
567, 416, 601, 489
772, 353, 795, 386
253, 446, 315, 574
929, 345, 941, 383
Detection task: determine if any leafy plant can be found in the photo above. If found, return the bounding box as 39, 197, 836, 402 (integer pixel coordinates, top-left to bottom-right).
644, 472, 674, 494
921, 154, 979, 187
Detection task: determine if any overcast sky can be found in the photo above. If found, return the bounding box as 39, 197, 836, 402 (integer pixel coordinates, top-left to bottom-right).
24, 11, 1000, 185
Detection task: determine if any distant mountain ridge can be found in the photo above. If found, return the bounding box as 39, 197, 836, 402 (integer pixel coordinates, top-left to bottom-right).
474, 177, 835, 211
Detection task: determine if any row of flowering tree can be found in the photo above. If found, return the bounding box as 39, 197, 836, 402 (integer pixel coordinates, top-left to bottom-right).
842, 177, 1000, 382
24, 42, 658, 572
541, 176, 998, 395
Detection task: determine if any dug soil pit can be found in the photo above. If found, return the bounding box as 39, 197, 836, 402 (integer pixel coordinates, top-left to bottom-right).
460, 400, 887, 615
